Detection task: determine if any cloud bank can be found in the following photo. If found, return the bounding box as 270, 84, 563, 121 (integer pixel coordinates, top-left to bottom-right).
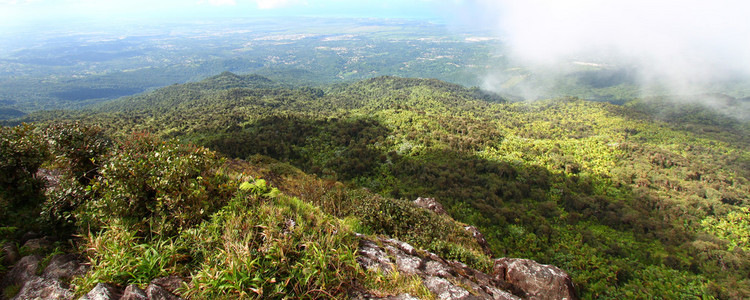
466, 0, 750, 97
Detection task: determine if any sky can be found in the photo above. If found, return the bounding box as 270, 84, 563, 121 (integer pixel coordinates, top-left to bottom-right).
0, 0, 450, 27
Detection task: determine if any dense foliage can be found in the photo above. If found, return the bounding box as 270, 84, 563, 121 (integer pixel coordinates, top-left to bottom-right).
0, 122, 488, 298
3, 74, 749, 298
0, 124, 49, 229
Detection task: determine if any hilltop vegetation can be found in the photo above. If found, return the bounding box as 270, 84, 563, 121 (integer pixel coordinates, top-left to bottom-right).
1, 123, 491, 298
3, 73, 750, 298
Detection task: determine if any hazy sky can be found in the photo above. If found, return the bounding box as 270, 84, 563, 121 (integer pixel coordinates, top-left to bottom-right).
0, 0, 450, 28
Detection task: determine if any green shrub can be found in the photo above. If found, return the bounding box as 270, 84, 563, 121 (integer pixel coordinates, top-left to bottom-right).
83, 133, 234, 236
44, 122, 111, 185
0, 124, 49, 228
41, 178, 91, 236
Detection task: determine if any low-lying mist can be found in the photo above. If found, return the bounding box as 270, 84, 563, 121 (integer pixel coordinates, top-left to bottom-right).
452, 0, 750, 109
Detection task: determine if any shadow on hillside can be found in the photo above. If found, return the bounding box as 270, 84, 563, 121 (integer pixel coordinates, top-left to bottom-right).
203, 113, 685, 251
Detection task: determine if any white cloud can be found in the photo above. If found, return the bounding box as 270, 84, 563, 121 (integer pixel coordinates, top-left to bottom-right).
466, 0, 750, 96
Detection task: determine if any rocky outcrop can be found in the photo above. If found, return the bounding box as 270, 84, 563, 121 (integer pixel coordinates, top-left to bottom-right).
1, 255, 41, 290
0, 253, 84, 300
357, 235, 520, 300
42, 254, 89, 281
12, 276, 72, 300
413, 197, 448, 216
79, 283, 121, 300
493, 258, 577, 300
1, 250, 185, 300
0, 251, 97, 300
356, 235, 578, 300
75, 281, 184, 300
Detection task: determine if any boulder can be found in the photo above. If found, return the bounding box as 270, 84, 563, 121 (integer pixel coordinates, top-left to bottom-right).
413, 197, 448, 216
42, 254, 89, 281
121, 284, 148, 300
150, 275, 186, 296
357, 238, 396, 274
79, 283, 121, 300
1, 255, 41, 289
493, 258, 578, 300
422, 276, 473, 299
146, 283, 181, 300
11, 276, 72, 300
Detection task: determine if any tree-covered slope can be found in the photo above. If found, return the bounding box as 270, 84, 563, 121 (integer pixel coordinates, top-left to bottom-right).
6, 73, 750, 298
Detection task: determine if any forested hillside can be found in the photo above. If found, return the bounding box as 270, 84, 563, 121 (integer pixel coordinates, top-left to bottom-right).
3, 73, 749, 298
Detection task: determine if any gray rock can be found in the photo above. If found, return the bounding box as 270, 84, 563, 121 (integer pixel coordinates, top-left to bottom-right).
146, 284, 181, 300
493, 258, 578, 300
150, 276, 186, 295
383, 238, 417, 256
42, 254, 89, 281
79, 283, 121, 300
1, 255, 41, 289
413, 197, 448, 216
385, 244, 423, 276
11, 276, 72, 300
120, 284, 148, 300
422, 276, 473, 300
1, 243, 20, 266
357, 239, 396, 274
423, 260, 453, 278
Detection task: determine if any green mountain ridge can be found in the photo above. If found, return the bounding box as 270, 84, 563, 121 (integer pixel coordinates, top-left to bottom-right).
2, 74, 749, 298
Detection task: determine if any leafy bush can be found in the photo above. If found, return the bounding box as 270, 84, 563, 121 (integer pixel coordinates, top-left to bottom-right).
44, 122, 111, 184
83, 133, 234, 236
37, 122, 112, 235
41, 177, 92, 236
701, 207, 750, 252
0, 124, 49, 228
